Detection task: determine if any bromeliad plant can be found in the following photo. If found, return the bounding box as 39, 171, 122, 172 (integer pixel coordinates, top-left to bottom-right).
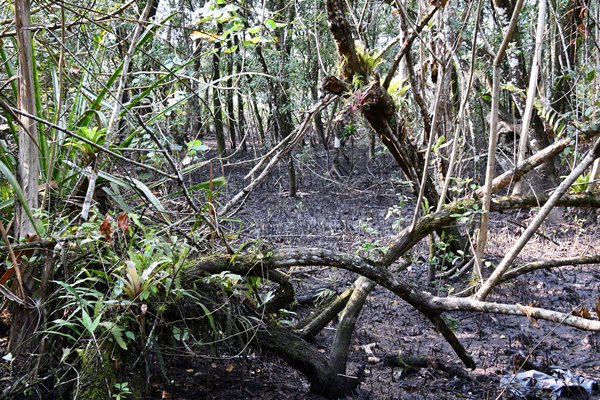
44, 210, 211, 396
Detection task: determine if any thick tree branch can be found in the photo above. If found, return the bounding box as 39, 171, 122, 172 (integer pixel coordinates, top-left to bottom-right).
330, 277, 373, 374
383, 2, 441, 89
257, 322, 358, 398
501, 255, 600, 283
325, 0, 364, 82
185, 247, 600, 332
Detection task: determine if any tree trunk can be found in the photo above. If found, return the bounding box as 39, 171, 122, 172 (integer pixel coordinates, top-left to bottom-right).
551, 0, 589, 115
492, 0, 559, 192
11, 0, 40, 363
212, 23, 226, 156
325, 0, 440, 206
184, 56, 202, 143
225, 38, 236, 150
235, 36, 247, 152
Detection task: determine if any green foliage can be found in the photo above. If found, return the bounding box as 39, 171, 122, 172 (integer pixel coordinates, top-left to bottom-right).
355, 42, 382, 76
66, 126, 107, 158
0, 160, 44, 235
449, 177, 478, 197
314, 288, 336, 307
352, 73, 364, 89
533, 99, 568, 137
569, 172, 592, 193
342, 122, 357, 139
386, 76, 410, 105
450, 203, 483, 223
113, 382, 133, 400
385, 194, 408, 232
193, 0, 286, 48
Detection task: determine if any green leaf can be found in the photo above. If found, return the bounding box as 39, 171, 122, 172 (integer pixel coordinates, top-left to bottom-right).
586, 69, 596, 83
80, 309, 100, 334
100, 321, 127, 350
0, 160, 44, 236
187, 139, 209, 152
432, 135, 446, 154
53, 281, 82, 302
265, 19, 277, 29
77, 63, 124, 128
224, 44, 238, 54
198, 302, 217, 335
98, 171, 167, 217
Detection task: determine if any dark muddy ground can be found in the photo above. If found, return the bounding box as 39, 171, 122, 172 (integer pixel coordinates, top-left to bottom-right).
144, 142, 600, 399
3, 142, 600, 399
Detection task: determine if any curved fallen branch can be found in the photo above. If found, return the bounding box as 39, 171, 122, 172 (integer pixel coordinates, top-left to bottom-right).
186, 246, 600, 337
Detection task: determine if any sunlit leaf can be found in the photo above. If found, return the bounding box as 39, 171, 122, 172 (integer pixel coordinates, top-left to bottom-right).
190, 30, 219, 41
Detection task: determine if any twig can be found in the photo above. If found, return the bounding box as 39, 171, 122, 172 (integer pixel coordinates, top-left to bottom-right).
2, 106, 176, 179
506, 219, 560, 246
0, 219, 26, 304
220, 94, 335, 216
501, 255, 600, 282
383, 4, 441, 89
134, 115, 199, 212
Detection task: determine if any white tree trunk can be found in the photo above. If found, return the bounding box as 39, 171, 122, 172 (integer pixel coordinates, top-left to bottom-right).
15, 0, 39, 240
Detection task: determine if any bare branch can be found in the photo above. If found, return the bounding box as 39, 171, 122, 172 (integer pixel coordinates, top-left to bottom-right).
475, 137, 600, 300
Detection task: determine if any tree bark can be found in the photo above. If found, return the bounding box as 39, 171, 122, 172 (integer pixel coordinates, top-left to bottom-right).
225, 38, 236, 150
212, 23, 226, 156
10, 0, 40, 364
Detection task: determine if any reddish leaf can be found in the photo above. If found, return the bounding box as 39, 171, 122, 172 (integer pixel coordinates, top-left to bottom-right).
99, 215, 112, 241
595, 298, 600, 320
117, 212, 129, 233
